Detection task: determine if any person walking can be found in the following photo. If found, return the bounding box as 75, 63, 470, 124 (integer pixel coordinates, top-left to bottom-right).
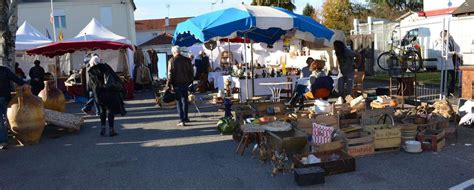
334, 40, 356, 97
435, 30, 460, 97
0, 66, 25, 149
167, 46, 194, 126
88, 55, 126, 137
29, 60, 45, 95
81, 54, 100, 115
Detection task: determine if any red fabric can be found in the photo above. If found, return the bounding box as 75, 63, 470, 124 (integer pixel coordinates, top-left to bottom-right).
219, 37, 251, 43
26, 40, 133, 58
66, 85, 83, 97
123, 80, 134, 100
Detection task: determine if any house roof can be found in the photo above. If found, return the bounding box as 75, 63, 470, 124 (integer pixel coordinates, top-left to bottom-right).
140, 33, 173, 46
453, 0, 474, 17
135, 17, 190, 31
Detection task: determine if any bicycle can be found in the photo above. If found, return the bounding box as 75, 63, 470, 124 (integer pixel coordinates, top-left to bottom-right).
377, 30, 423, 74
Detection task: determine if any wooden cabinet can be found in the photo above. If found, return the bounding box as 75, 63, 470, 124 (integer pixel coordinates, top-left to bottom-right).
460, 66, 474, 99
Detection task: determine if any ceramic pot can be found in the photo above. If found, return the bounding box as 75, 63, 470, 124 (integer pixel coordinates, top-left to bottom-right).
7, 85, 46, 145
38, 80, 66, 112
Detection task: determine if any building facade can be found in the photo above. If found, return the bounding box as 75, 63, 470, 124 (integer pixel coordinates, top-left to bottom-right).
135, 17, 189, 46
18, 0, 137, 44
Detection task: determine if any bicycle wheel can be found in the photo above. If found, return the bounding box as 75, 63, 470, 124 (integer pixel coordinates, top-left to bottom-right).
377, 52, 399, 71
405, 50, 423, 72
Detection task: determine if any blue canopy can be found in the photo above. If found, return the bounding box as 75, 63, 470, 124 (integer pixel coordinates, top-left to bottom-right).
173, 5, 334, 47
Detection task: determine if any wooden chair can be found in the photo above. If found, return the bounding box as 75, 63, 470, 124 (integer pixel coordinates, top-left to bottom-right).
352, 71, 365, 96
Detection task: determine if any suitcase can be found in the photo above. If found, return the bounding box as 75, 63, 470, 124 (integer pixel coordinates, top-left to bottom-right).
294, 166, 326, 186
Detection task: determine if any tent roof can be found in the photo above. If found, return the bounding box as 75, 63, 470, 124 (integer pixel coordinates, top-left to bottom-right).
68, 18, 132, 45
15, 20, 52, 51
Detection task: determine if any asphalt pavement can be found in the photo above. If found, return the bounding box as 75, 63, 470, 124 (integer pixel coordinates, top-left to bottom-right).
0, 91, 473, 190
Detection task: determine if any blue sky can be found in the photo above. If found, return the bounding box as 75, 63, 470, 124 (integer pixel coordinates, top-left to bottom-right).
134, 0, 326, 20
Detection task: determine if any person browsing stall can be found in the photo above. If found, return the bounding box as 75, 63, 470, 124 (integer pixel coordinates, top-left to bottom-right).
167, 46, 194, 127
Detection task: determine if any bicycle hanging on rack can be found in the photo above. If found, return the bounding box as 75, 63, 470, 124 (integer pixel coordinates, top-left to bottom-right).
377, 30, 423, 74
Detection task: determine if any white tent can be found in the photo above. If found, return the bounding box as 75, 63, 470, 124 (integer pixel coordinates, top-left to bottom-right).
68, 18, 131, 45
66, 18, 134, 75
16, 21, 52, 51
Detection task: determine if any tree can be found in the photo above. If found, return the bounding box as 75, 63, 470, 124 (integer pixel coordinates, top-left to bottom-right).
367, 0, 423, 12
322, 0, 352, 34
302, 3, 315, 17
251, 0, 296, 12
0, 0, 18, 69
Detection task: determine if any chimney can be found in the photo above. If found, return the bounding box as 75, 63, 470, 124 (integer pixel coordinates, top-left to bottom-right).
164, 17, 169, 33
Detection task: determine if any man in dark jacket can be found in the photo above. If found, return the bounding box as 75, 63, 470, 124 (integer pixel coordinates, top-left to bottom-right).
194, 51, 210, 92
167, 46, 194, 126
29, 60, 45, 95
0, 66, 25, 149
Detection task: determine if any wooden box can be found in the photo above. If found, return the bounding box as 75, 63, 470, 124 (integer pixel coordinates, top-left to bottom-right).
297, 115, 339, 135
363, 124, 401, 149
294, 167, 326, 186
360, 107, 394, 126
293, 150, 356, 175
266, 128, 308, 156
312, 139, 345, 153
417, 129, 445, 152
346, 132, 374, 157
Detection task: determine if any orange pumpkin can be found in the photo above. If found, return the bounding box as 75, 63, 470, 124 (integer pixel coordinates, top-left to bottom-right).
390, 100, 398, 107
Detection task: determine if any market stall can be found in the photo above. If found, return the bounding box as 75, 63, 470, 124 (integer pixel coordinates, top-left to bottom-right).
173, 5, 335, 102
27, 18, 135, 99
15, 21, 57, 75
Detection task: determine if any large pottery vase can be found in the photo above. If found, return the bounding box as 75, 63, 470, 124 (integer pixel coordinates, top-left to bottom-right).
38, 80, 66, 112
7, 85, 46, 145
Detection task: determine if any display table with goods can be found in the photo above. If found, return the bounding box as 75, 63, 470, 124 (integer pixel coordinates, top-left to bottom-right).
208, 71, 224, 89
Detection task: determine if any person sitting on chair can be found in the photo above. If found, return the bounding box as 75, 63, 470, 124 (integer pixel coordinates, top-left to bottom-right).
304, 60, 333, 101
287, 57, 314, 107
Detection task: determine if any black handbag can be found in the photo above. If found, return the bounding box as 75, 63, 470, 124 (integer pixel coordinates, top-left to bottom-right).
162, 89, 177, 103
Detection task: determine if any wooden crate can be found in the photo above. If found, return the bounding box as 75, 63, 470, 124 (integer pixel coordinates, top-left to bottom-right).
293, 150, 356, 175
266, 128, 308, 156
360, 107, 394, 126
312, 139, 345, 153
417, 129, 445, 152
297, 115, 339, 134
363, 124, 401, 149
346, 132, 374, 157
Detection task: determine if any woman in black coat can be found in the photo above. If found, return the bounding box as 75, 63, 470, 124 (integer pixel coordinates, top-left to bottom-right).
88, 56, 126, 137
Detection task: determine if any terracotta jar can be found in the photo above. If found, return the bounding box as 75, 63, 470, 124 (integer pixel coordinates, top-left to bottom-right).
7, 85, 46, 145
38, 80, 66, 112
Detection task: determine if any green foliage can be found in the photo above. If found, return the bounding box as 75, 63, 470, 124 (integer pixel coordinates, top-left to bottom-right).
366, 0, 423, 12
302, 3, 315, 17
217, 117, 237, 135
251, 0, 296, 12
322, 0, 352, 34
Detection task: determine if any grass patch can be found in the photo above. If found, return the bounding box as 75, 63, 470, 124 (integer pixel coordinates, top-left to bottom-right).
366, 72, 442, 84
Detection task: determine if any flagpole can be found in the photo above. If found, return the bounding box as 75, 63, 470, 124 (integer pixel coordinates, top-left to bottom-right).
50, 0, 57, 42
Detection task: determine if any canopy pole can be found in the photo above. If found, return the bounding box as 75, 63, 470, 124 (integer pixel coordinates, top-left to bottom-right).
250, 40, 255, 98
244, 34, 249, 103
